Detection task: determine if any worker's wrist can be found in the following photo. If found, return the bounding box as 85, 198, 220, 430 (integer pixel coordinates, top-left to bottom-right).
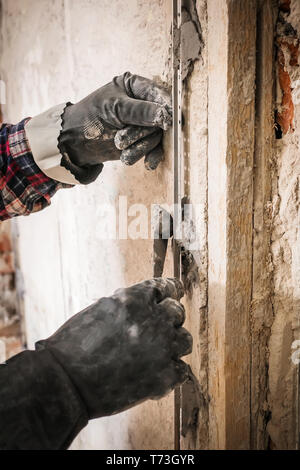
24, 103, 80, 185
58, 104, 104, 184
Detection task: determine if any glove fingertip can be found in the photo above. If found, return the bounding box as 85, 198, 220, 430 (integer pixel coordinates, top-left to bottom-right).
154, 106, 172, 130
114, 131, 126, 151
120, 151, 142, 166
144, 145, 164, 171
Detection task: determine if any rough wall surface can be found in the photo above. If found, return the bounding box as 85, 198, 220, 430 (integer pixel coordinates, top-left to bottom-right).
1, 0, 299, 451
267, 0, 300, 449
207, 0, 256, 450
251, 0, 275, 450
225, 0, 256, 449
0, 0, 208, 450
180, 0, 208, 450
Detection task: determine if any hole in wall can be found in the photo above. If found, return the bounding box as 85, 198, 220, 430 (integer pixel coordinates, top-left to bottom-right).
275, 113, 283, 139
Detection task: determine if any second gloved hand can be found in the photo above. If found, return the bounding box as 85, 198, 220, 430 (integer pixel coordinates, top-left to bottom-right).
58, 72, 172, 181
35, 278, 192, 420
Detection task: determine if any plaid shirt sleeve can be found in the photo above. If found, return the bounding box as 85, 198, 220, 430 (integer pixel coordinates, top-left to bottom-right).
0, 119, 73, 221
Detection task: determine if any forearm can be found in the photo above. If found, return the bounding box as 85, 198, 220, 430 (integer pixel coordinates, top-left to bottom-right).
0, 349, 88, 450
0, 120, 71, 221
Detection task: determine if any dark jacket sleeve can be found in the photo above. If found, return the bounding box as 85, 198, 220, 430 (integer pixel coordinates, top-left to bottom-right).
0, 349, 88, 450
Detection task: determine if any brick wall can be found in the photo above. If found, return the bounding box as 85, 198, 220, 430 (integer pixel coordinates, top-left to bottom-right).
0, 220, 22, 361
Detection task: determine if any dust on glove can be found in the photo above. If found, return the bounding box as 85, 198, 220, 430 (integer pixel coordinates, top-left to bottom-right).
36, 277, 192, 420
58, 72, 172, 183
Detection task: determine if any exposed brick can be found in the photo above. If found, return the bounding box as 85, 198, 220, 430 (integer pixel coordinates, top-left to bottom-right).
277, 65, 294, 133
0, 336, 23, 360
279, 0, 291, 14
276, 37, 299, 134
0, 319, 21, 338
0, 274, 16, 321
0, 231, 12, 252
0, 252, 14, 274
277, 37, 299, 66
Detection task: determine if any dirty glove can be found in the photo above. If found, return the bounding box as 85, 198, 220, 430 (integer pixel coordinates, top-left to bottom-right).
36, 277, 192, 419
58, 72, 172, 183
25, 72, 172, 185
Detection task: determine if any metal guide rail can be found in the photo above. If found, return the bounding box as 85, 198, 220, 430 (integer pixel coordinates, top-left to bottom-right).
172, 0, 183, 451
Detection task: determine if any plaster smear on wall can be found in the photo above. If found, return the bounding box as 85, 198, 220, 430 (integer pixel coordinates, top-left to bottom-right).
0, 0, 208, 450
180, 0, 208, 449
267, 0, 300, 449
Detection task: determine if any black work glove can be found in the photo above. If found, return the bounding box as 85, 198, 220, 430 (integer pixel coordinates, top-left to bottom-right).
36, 278, 192, 420
58, 72, 172, 183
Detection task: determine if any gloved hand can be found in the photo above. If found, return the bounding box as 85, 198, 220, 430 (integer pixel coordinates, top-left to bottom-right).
36, 278, 192, 420
58, 72, 172, 175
